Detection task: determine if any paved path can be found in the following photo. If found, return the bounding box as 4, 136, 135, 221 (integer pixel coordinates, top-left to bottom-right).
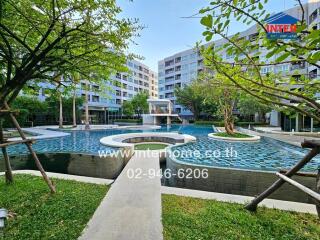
238, 127, 320, 147
8, 127, 70, 141
79, 151, 163, 240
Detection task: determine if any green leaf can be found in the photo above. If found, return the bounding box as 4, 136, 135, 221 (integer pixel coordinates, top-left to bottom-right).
200, 15, 213, 28
275, 52, 291, 62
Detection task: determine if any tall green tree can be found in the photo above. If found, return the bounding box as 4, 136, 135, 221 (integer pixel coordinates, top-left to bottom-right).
174, 82, 217, 120
175, 83, 203, 120
131, 92, 149, 118
0, 0, 140, 108
237, 94, 272, 122
198, 73, 239, 134
0, 0, 139, 187
122, 101, 135, 116
199, 0, 320, 122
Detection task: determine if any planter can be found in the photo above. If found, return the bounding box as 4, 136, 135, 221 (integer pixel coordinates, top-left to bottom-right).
208, 133, 261, 142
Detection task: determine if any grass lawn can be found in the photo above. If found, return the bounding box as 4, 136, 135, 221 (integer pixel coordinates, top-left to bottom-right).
214, 132, 251, 138
134, 143, 168, 150
0, 174, 108, 240
162, 195, 320, 240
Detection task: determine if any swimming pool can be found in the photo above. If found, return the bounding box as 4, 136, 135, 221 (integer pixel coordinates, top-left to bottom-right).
1, 125, 319, 172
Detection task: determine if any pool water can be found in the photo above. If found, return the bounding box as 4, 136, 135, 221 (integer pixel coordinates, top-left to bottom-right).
1, 125, 319, 172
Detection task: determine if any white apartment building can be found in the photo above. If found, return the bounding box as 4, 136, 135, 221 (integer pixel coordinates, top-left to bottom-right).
37, 59, 158, 124
158, 0, 320, 131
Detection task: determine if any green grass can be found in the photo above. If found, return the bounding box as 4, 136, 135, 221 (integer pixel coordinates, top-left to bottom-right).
214, 132, 251, 138
134, 143, 168, 150
162, 195, 320, 240
0, 174, 108, 240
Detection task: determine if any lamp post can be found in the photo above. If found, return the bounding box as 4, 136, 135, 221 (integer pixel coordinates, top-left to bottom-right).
0, 209, 7, 229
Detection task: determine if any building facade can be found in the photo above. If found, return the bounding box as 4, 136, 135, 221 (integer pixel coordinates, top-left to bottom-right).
158, 0, 320, 131
38, 59, 158, 124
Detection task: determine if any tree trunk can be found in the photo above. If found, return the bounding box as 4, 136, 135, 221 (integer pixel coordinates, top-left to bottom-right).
224, 106, 234, 134
59, 93, 63, 129
0, 120, 13, 183
4, 102, 56, 193
72, 91, 77, 128
85, 82, 90, 130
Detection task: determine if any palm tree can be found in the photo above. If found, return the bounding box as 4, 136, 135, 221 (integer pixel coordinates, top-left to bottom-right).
84, 82, 90, 130
58, 91, 63, 129
72, 89, 77, 128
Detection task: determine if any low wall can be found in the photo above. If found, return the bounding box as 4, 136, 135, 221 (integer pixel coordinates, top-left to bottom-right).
166, 156, 317, 203
1, 148, 133, 179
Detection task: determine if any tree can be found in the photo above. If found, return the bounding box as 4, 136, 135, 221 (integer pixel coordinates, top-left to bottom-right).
199, 0, 320, 123
237, 94, 272, 122
122, 101, 134, 116
198, 73, 238, 134
0, 0, 139, 188
131, 92, 149, 118
174, 82, 218, 120
175, 83, 203, 120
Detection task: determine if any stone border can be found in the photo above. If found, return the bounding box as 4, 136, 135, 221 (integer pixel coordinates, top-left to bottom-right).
165, 152, 317, 204
208, 132, 261, 142
100, 132, 196, 149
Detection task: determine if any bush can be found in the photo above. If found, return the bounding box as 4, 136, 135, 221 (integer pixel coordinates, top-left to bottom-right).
194, 120, 224, 126
194, 120, 268, 127
113, 119, 142, 123
236, 122, 268, 127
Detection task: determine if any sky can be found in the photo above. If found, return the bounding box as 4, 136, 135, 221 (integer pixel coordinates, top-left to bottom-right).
118, 0, 304, 71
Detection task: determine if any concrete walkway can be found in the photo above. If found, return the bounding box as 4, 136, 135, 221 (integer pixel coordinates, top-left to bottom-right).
238, 127, 320, 147
8, 127, 70, 141
79, 150, 163, 240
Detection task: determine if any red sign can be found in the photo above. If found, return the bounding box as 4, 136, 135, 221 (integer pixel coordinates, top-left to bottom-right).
266, 24, 297, 33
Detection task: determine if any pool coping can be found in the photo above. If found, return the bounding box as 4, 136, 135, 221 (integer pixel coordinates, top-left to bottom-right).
100, 132, 197, 148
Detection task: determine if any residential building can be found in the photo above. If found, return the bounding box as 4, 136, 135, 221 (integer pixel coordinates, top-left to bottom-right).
158, 0, 320, 131
38, 59, 158, 124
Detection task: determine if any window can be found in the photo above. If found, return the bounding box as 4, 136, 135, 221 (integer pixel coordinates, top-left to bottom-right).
165, 59, 174, 67
181, 55, 188, 62
116, 73, 121, 79
92, 95, 100, 102
189, 53, 197, 59
249, 33, 259, 42
165, 68, 174, 74
92, 85, 99, 91
261, 66, 273, 74
309, 9, 318, 24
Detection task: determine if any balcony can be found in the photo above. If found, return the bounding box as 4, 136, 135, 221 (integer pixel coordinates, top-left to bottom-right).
165, 59, 174, 67
290, 61, 305, 71
309, 69, 318, 80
